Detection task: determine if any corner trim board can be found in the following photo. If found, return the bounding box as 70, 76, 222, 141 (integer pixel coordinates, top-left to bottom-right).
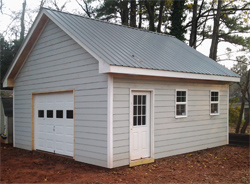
13, 90, 16, 147
107, 75, 114, 168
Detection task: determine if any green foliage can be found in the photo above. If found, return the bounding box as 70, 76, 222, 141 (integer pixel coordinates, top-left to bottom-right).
95, 0, 129, 25
169, 0, 187, 41
96, 0, 120, 21
230, 96, 239, 106
0, 35, 21, 89
229, 105, 242, 125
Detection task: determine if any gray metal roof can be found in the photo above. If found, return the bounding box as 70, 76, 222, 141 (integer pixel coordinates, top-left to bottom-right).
44, 8, 239, 77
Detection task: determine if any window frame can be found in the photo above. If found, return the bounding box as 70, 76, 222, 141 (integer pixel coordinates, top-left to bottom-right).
210, 90, 220, 115
175, 89, 188, 118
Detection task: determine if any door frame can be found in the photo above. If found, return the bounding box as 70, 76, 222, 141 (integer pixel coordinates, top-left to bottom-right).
31, 89, 75, 158
129, 89, 154, 164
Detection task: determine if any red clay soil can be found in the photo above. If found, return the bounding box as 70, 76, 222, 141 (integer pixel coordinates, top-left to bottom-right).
1, 144, 249, 183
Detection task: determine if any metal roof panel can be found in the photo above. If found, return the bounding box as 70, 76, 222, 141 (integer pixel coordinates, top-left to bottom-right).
44, 9, 239, 78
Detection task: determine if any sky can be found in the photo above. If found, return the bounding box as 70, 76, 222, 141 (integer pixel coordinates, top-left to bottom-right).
0, 0, 249, 70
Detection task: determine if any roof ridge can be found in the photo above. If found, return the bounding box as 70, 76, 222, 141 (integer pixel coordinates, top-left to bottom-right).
43, 8, 176, 38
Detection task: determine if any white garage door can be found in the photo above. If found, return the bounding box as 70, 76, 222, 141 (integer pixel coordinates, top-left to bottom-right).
34, 92, 74, 157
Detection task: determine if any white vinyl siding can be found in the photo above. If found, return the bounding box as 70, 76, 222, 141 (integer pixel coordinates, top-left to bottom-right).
14, 20, 108, 167
113, 76, 229, 168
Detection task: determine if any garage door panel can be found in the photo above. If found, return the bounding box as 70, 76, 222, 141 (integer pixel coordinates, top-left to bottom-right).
55, 126, 64, 135
37, 138, 45, 148
35, 92, 74, 157
38, 124, 45, 133
65, 127, 73, 136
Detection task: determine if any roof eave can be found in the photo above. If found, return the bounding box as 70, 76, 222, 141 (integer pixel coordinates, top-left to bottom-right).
2, 9, 49, 88
100, 65, 240, 83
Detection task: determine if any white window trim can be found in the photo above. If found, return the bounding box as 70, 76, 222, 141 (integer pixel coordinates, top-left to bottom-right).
210, 90, 220, 115
175, 89, 188, 118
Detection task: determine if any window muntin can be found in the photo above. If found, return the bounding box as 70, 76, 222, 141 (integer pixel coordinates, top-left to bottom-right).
210, 91, 219, 115
133, 95, 146, 126
176, 90, 187, 118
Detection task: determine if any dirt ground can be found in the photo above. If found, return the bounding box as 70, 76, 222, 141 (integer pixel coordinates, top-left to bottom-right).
1, 144, 249, 183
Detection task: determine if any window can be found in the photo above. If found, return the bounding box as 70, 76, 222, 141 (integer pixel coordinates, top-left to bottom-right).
133, 95, 146, 126
176, 90, 187, 118
47, 110, 53, 118
38, 110, 44, 118
56, 110, 63, 118
67, 110, 73, 119
210, 91, 219, 115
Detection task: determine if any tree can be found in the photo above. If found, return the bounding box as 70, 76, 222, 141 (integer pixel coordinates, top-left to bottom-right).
144, 0, 157, 31
50, 0, 69, 11
130, 0, 136, 27
209, 0, 222, 60
138, 0, 143, 28
169, 0, 186, 41
157, 0, 165, 33
0, 36, 22, 89
96, 0, 129, 26
20, 0, 26, 42
232, 57, 250, 133
240, 69, 250, 133
75, 0, 95, 18
0, 0, 3, 13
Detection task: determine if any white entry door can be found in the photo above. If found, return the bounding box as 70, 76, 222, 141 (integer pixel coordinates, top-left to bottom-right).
34, 92, 74, 157
130, 91, 151, 161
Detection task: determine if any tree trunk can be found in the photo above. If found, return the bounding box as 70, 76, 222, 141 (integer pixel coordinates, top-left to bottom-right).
1, 0, 3, 13
20, 0, 26, 42
39, 0, 46, 11
236, 96, 246, 133
130, 0, 136, 27
240, 107, 250, 133
145, 0, 156, 31
157, 0, 165, 33
138, 0, 142, 28
209, 0, 222, 61
121, 0, 129, 26
189, 0, 198, 48
240, 70, 250, 133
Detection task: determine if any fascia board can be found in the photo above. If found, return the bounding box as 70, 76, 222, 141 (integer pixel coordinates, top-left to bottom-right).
100, 65, 240, 83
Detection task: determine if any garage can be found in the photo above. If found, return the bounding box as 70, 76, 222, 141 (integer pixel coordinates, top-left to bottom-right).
34, 92, 74, 157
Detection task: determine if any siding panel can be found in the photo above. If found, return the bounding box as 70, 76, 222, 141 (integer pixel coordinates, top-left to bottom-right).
113, 76, 229, 167
14, 20, 108, 167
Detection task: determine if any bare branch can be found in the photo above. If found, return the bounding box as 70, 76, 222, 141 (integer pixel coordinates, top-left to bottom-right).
0, 0, 3, 14
75, 0, 92, 18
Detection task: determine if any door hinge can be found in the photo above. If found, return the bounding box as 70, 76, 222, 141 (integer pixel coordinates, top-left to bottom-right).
53, 126, 55, 132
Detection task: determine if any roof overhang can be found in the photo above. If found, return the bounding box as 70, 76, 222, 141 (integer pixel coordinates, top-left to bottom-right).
3, 10, 49, 88
3, 8, 240, 88
99, 64, 240, 82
